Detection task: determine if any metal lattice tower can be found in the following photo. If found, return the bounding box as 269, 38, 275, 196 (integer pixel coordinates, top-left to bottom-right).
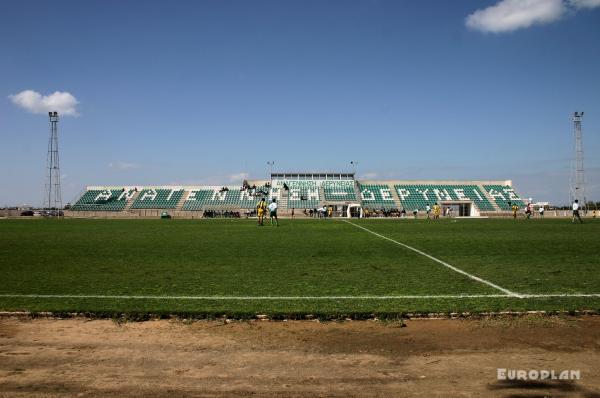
44, 111, 63, 210
570, 112, 585, 207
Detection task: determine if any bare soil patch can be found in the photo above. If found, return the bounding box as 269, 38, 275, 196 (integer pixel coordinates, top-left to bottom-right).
1, 316, 599, 397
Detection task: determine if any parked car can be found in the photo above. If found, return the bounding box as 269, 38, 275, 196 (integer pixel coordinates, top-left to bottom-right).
42, 210, 64, 217
20, 210, 34, 216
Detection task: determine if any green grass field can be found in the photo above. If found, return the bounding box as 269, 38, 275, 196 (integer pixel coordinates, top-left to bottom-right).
1, 218, 599, 317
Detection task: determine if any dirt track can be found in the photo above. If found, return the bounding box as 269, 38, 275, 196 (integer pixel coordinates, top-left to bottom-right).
1, 316, 599, 397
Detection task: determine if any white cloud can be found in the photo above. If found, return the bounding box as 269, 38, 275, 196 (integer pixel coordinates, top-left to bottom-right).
360, 172, 379, 179
9, 90, 79, 116
168, 173, 251, 186
466, 0, 566, 33
108, 161, 140, 171
228, 172, 249, 182
466, 0, 600, 33
569, 0, 600, 8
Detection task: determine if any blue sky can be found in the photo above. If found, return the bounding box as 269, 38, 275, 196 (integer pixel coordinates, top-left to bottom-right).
1, 0, 599, 206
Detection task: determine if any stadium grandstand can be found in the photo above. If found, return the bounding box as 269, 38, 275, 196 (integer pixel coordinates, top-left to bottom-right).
66, 173, 527, 218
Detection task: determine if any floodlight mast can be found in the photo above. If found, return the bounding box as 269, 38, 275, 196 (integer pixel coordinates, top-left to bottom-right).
44, 111, 63, 213
570, 112, 586, 210
267, 161, 275, 184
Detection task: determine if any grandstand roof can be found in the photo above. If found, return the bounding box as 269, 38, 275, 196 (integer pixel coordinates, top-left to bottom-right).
271, 172, 355, 180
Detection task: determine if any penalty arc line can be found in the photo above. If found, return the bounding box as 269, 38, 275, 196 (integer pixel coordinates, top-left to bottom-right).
342, 220, 522, 298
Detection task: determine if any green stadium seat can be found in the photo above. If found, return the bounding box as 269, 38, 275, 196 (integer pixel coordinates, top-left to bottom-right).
71, 188, 134, 211
359, 184, 396, 209
483, 185, 525, 210
322, 181, 357, 201
394, 185, 495, 212
71, 181, 522, 214
284, 180, 321, 209
131, 188, 184, 209
182, 186, 273, 210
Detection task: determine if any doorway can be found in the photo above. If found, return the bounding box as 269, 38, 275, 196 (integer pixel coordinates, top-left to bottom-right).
346, 204, 363, 218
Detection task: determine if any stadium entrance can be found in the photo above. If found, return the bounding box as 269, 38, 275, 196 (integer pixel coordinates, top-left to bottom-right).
346, 204, 363, 218
442, 202, 472, 217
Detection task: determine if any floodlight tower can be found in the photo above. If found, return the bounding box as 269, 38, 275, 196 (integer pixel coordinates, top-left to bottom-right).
267, 161, 275, 182
44, 111, 63, 211
570, 112, 586, 208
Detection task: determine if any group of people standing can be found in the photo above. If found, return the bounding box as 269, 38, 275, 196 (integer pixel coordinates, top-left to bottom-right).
425, 203, 444, 220
253, 198, 589, 224
510, 200, 584, 223
256, 198, 279, 226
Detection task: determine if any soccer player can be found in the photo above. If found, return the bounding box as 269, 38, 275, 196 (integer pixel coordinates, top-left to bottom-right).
268, 198, 279, 226
426, 204, 431, 219
572, 199, 583, 224
525, 202, 532, 219
510, 202, 519, 219
433, 203, 441, 219
257, 198, 267, 226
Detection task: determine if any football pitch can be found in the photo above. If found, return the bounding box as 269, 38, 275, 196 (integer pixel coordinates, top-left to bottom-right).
1, 218, 599, 317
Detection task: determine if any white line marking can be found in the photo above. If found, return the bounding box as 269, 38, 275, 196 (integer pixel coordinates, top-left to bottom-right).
0, 294, 507, 299
342, 220, 522, 297
522, 293, 600, 298
0, 294, 599, 300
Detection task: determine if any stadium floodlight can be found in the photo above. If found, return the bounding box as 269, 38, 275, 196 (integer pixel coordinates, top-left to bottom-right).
570, 111, 586, 209
267, 161, 275, 182
44, 111, 62, 213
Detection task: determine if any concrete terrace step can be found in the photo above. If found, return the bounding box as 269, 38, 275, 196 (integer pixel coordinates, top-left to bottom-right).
123, 190, 141, 211
478, 184, 501, 212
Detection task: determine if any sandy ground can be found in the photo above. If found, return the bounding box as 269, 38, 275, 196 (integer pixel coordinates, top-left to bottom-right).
1, 316, 600, 397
